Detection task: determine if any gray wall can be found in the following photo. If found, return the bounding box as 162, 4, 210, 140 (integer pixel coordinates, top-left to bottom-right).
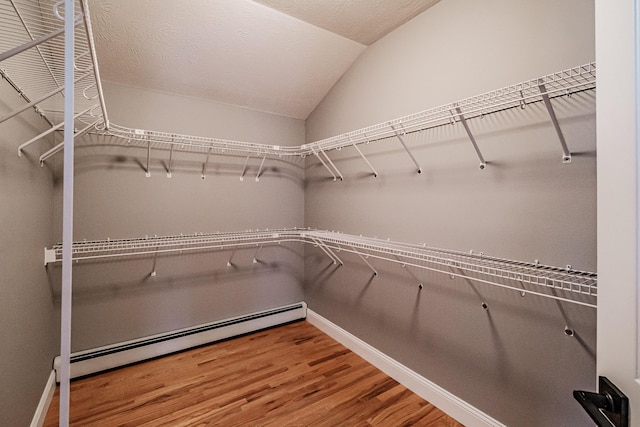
0, 78, 58, 425
304, 0, 596, 426
50, 82, 306, 351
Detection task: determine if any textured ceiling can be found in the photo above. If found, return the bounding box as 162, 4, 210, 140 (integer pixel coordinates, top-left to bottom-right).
89, 0, 439, 120
253, 0, 441, 46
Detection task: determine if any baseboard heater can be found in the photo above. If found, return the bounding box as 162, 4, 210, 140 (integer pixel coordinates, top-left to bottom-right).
53, 302, 307, 382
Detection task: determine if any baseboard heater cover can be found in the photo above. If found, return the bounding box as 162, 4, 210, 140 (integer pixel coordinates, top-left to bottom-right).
53, 302, 307, 382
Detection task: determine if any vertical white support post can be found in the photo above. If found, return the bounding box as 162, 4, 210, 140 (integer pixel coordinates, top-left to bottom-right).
60, 0, 74, 425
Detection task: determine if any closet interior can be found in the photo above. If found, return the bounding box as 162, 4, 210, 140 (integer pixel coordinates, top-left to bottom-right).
1, 0, 598, 426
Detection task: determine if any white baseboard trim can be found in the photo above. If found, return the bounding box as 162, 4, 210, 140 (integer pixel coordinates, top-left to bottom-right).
30, 370, 56, 427
306, 309, 506, 427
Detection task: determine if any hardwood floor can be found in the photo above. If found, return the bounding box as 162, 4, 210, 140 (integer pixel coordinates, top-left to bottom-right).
44, 320, 463, 426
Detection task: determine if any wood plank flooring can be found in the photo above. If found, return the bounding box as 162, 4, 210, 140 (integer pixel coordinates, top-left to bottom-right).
44, 320, 463, 426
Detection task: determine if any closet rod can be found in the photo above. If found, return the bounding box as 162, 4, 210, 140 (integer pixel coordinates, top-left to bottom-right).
44, 228, 597, 308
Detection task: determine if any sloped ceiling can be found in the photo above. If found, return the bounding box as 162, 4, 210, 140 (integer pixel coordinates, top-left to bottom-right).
89, 0, 440, 120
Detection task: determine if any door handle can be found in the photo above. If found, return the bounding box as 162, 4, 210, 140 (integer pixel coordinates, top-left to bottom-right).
573, 376, 629, 427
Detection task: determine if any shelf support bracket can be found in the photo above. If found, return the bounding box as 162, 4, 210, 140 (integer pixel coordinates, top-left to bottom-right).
167, 142, 174, 178
44, 247, 57, 266
256, 155, 266, 182
391, 125, 422, 174
201, 147, 211, 179
320, 151, 343, 181
350, 137, 378, 177
150, 249, 158, 277
455, 106, 486, 169
311, 238, 343, 265
145, 140, 151, 177
395, 255, 424, 289
311, 147, 338, 181
38, 116, 101, 165
351, 246, 378, 276
0, 69, 92, 125
538, 80, 572, 163
253, 245, 263, 263
240, 156, 250, 181
18, 104, 95, 156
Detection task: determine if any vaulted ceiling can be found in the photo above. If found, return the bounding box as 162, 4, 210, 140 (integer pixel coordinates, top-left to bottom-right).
89, 0, 441, 120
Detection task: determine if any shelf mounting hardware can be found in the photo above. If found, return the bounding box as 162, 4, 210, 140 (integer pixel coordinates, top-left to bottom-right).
167, 142, 174, 178
256, 155, 266, 182
396, 255, 423, 289
538, 80, 572, 163
320, 150, 344, 181
201, 147, 211, 179
0, 70, 92, 125
252, 245, 263, 264
227, 250, 236, 267
350, 136, 378, 178
39, 116, 102, 165
145, 139, 151, 177
311, 237, 343, 265
17, 104, 95, 156
351, 246, 378, 276
311, 147, 338, 181
240, 156, 250, 181
454, 105, 487, 169
391, 125, 422, 174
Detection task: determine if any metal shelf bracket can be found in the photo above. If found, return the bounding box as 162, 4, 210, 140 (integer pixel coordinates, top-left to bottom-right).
538, 80, 572, 163
454, 105, 487, 169
350, 136, 378, 177
391, 125, 422, 174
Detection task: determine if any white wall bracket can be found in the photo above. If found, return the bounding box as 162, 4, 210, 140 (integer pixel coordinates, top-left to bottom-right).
201, 147, 211, 179
391, 125, 422, 174
350, 137, 378, 178
538, 80, 572, 163
454, 106, 487, 170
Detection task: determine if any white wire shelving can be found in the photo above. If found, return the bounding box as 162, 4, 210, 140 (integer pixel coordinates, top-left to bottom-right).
44, 228, 597, 308
0, 2, 595, 176
0, 0, 108, 158
91, 63, 596, 180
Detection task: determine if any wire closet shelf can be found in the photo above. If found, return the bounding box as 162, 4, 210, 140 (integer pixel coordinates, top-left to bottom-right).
0, 0, 108, 157
44, 228, 597, 308
94, 63, 596, 167
0, 0, 595, 172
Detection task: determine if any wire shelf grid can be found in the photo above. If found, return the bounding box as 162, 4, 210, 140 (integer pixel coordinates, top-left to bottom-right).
88, 63, 595, 165
0, 0, 108, 150
45, 228, 597, 308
